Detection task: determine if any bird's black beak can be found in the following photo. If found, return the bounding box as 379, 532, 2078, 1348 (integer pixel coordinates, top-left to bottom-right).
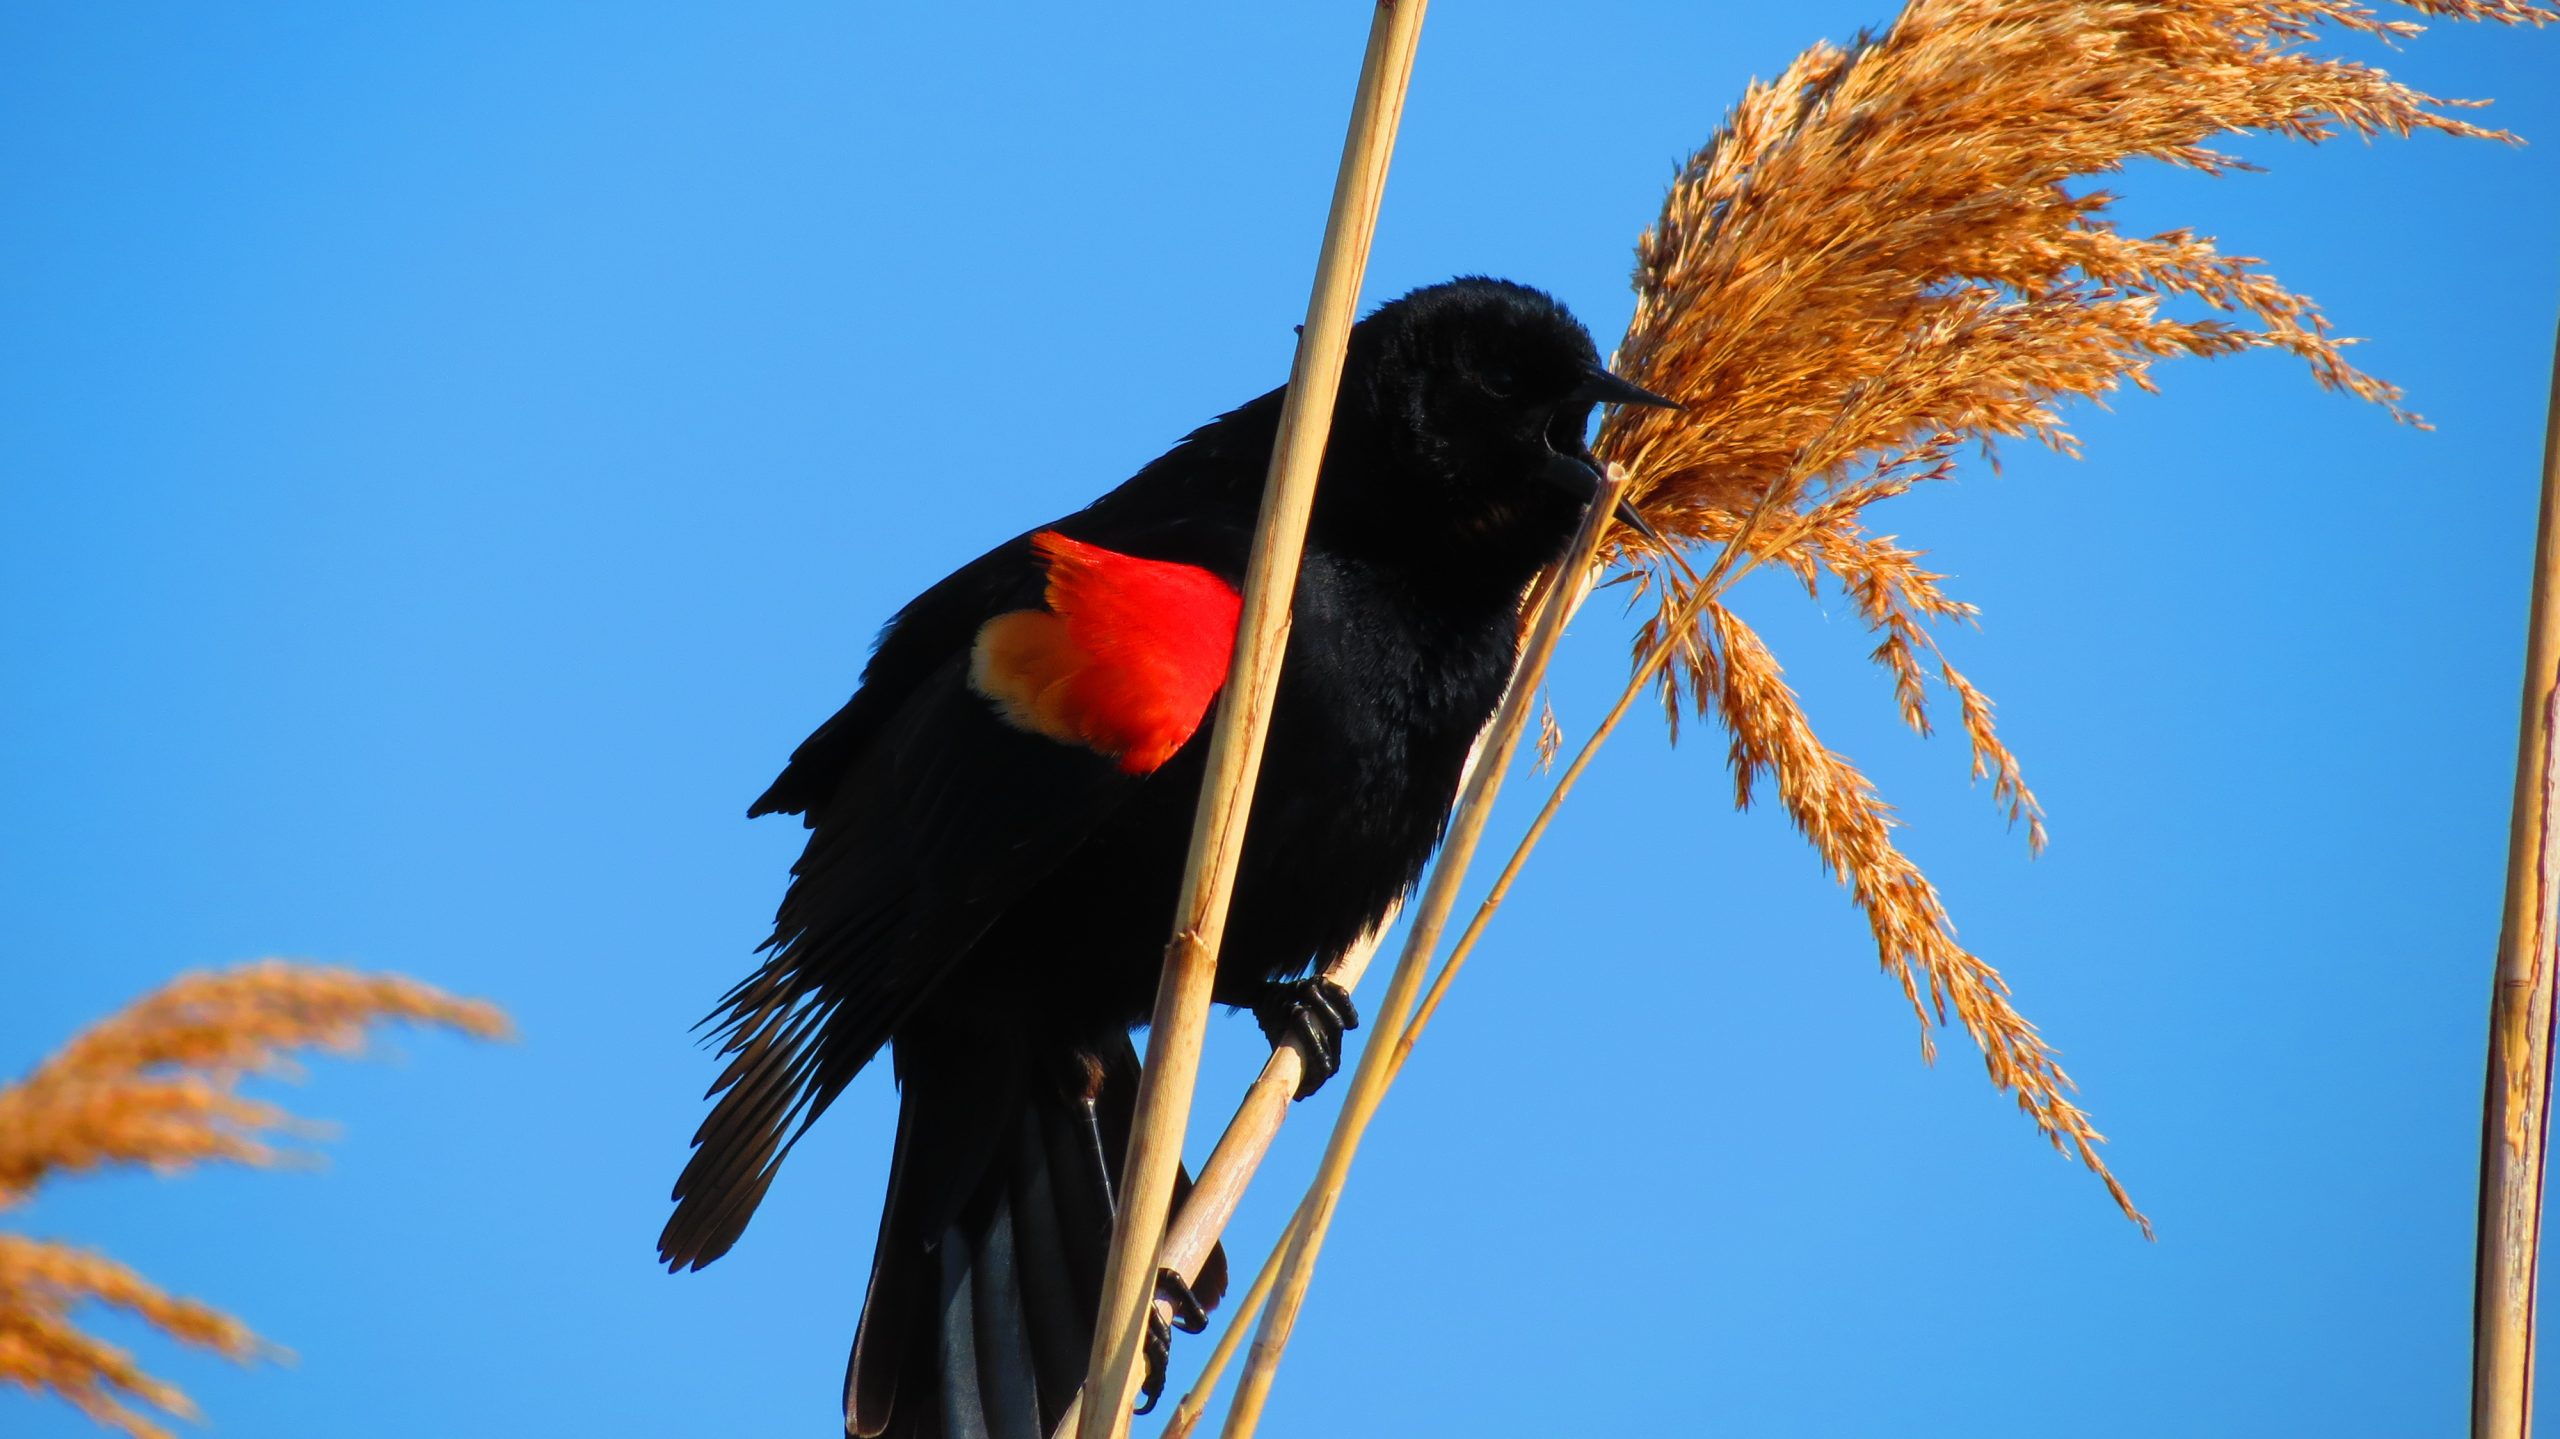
1538, 365, 1676, 547
1569, 363, 1681, 412
1539, 450, 1665, 549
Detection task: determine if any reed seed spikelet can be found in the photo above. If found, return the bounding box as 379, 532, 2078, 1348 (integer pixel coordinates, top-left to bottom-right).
1591, 0, 2553, 1230
0, 961, 508, 1436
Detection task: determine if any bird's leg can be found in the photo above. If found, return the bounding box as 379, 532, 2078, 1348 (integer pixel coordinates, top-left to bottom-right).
1075, 1095, 1206, 1415
1252, 977, 1362, 1101
1076, 1093, 1117, 1209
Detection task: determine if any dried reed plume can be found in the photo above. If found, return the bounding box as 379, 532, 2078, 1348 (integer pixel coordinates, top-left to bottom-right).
1587, 0, 2553, 1232
0, 961, 508, 1438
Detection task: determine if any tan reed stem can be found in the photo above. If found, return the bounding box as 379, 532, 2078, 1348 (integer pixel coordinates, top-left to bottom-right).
1170, 540, 1692, 1437
1076, 545, 1594, 1439
1155, 528, 1610, 1432
1155, 922, 1389, 1291
1048, 952, 1373, 1439
1402, 543, 1808, 1072
1072, 7, 1429, 1436
1214, 468, 1628, 1439
2473, 315, 2560, 1439
1169, 473, 1772, 1434
1162, 1196, 1310, 1439
1045, 929, 1392, 1439
1193, 470, 1803, 1439
1155, 499, 1718, 1311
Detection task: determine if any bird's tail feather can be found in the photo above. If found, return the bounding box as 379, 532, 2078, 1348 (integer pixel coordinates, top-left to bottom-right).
847, 1033, 1225, 1439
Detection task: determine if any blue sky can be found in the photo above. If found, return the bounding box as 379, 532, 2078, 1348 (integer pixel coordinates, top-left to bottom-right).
5, 5, 2557, 1436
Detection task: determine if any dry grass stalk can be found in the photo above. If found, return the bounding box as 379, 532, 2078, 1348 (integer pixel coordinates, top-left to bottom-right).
1584, 0, 2552, 1230
1072, 5, 1433, 1435
1161, 5, 2545, 1429
1154, 724, 1520, 1314
1215, 471, 1630, 1439
1154, 920, 1391, 1296
0, 961, 508, 1438
1161, 1194, 1308, 1439
1045, 924, 1400, 1435
2473, 321, 2560, 1439
1166, 553, 1618, 1439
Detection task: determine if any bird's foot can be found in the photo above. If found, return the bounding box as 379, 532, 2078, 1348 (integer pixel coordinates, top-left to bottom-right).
1253, 977, 1361, 1101
1157, 1267, 1211, 1335
1136, 1268, 1210, 1415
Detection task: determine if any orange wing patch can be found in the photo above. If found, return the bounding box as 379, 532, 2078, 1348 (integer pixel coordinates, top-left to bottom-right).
969, 532, 1242, 775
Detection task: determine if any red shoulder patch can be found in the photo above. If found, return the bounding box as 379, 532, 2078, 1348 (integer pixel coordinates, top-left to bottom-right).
968, 532, 1242, 774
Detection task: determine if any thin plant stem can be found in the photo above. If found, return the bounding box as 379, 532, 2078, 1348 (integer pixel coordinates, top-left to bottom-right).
1215, 471, 1629, 1439
2473, 314, 2560, 1439
1154, 920, 1391, 1297
1204, 464, 1811, 1439
1190, 458, 1790, 1439
1072, 7, 1430, 1436
1398, 480, 1820, 1056
1162, 1197, 1308, 1439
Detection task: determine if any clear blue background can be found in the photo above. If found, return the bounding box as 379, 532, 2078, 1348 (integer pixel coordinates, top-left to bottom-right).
6, 5, 2557, 1435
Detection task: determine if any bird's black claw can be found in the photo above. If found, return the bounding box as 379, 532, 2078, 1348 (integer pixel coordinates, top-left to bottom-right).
1133, 1267, 1206, 1415
1157, 1267, 1210, 1334
1254, 977, 1361, 1100
1138, 1309, 1172, 1415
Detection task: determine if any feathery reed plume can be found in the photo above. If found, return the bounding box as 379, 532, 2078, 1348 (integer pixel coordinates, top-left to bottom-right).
1581, 0, 2552, 1231
0, 961, 509, 1438
1197, 9, 2551, 1429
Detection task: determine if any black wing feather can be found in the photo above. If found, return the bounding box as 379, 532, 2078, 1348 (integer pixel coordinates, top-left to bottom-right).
669, 497, 1258, 1271
662, 608, 1143, 1273
749, 531, 1042, 822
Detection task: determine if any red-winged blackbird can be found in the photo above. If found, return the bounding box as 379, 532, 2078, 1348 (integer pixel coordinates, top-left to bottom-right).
662, 277, 1673, 1439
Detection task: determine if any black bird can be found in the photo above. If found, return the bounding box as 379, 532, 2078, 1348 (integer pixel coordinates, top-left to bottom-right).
661, 277, 1675, 1439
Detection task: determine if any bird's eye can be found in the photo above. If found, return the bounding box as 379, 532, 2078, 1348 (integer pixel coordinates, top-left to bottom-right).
1482, 366, 1517, 398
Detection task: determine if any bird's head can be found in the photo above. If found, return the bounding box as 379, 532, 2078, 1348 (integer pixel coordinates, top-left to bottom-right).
1328, 277, 1673, 580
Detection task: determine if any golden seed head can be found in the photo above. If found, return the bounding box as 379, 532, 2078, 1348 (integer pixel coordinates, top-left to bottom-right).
1593, 0, 2552, 1233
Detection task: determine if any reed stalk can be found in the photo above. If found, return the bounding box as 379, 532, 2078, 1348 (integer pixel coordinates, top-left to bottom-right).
2472, 317, 2560, 1439
1153, 922, 1389, 1295
1072, 6, 1429, 1436
1043, 929, 1396, 1439
1072, 477, 1618, 1438
1215, 470, 1629, 1439
1174, 4, 2549, 1432
1162, 470, 1783, 1431
1161, 1195, 1310, 1439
